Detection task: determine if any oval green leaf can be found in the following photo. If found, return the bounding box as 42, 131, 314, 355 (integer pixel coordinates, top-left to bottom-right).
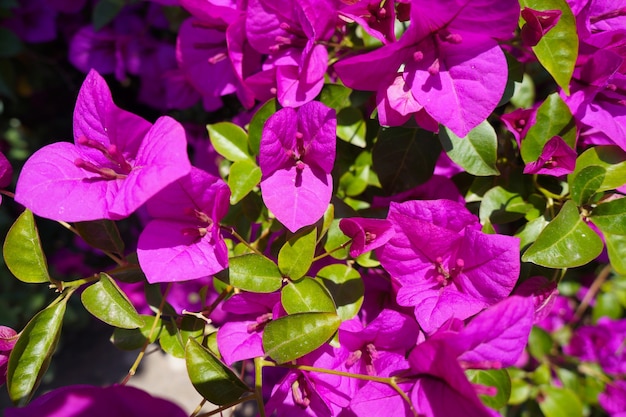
538, 386, 583, 417
74, 219, 125, 255
228, 159, 262, 204
281, 278, 336, 314
337, 107, 366, 148
439, 121, 499, 176
569, 165, 606, 206
278, 226, 317, 280
522, 200, 603, 267
263, 312, 341, 364
323, 219, 350, 260
319, 83, 352, 111
227, 253, 283, 293
208, 122, 252, 162
81, 273, 143, 329
479, 186, 533, 224
316, 264, 364, 321
185, 338, 250, 405
589, 197, 626, 235
248, 98, 277, 155
569, 145, 626, 191
373, 127, 441, 194
3, 209, 50, 283
521, 93, 576, 163
605, 233, 626, 276
160, 316, 205, 359
7, 299, 66, 405
466, 369, 511, 410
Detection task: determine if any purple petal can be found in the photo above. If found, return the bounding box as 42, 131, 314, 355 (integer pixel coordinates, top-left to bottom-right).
523, 135, 577, 177
454, 296, 535, 368
137, 219, 228, 283
514, 276, 559, 323
521, 8, 562, 47
339, 217, 394, 258
217, 321, 265, 365
111, 116, 191, 218
0, 152, 13, 188
297, 101, 337, 173
14, 142, 112, 221
259, 107, 299, 175
261, 165, 332, 232
0, 326, 17, 351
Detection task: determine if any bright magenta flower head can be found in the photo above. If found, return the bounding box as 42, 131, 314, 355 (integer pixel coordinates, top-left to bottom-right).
15, 70, 191, 222
259, 101, 336, 232
137, 167, 230, 283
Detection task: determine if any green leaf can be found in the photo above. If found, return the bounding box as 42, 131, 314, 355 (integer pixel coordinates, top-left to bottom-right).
319, 83, 352, 111
439, 121, 499, 176
570, 145, 626, 191
278, 227, 317, 280
479, 186, 533, 224
538, 386, 583, 417
0, 28, 22, 57
186, 338, 250, 405
248, 98, 277, 155
589, 198, 626, 235
516, 215, 550, 252
373, 127, 441, 194
7, 299, 66, 405
569, 165, 606, 206
520, 0, 578, 94
228, 159, 262, 204
323, 219, 350, 260
226, 253, 283, 293
281, 278, 336, 314
92, 0, 125, 31
316, 264, 364, 321
263, 312, 341, 363
3, 209, 50, 283
466, 369, 511, 410
521, 93, 576, 163
522, 200, 603, 267
74, 219, 125, 255
339, 166, 370, 197
81, 273, 143, 329
110, 315, 162, 350
593, 291, 623, 321
527, 326, 553, 360
337, 107, 366, 148
208, 122, 252, 162
605, 233, 626, 275
160, 316, 205, 358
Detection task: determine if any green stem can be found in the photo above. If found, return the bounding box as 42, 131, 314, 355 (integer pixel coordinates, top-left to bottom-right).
197, 394, 256, 417
189, 399, 207, 417
121, 283, 172, 385
57, 220, 125, 266
255, 357, 267, 417
312, 239, 352, 262
54, 273, 101, 289
222, 226, 266, 257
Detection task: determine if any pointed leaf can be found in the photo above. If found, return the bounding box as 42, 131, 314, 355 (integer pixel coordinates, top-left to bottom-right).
7, 299, 66, 405
319, 83, 352, 111
226, 253, 283, 293
520, 0, 578, 94
110, 315, 163, 350
248, 98, 277, 155
3, 209, 50, 283
479, 186, 533, 224
569, 165, 606, 206
466, 369, 511, 410
323, 219, 350, 260
278, 226, 317, 280
373, 127, 441, 194
316, 264, 364, 321
605, 233, 626, 275
538, 386, 583, 417
337, 107, 366, 148
569, 146, 626, 191
263, 312, 341, 363
281, 278, 336, 314
228, 159, 262, 204
522, 200, 602, 267
186, 338, 250, 405
439, 121, 499, 176
208, 122, 252, 162
81, 273, 143, 329
74, 219, 125, 255
521, 93, 576, 163
590, 198, 626, 235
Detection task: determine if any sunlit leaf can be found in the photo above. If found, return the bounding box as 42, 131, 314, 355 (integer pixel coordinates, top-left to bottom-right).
278, 226, 317, 280
3, 209, 50, 283
281, 278, 336, 314
81, 273, 143, 329
440, 121, 499, 176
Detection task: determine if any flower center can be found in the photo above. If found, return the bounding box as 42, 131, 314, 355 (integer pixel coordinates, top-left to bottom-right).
346, 343, 380, 375
246, 312, 273, 333
434, 257, 464, 287
180, 208, 214, 241
73, 136, 132, 180
269, 23, 308, 53
291, 374, 313, 409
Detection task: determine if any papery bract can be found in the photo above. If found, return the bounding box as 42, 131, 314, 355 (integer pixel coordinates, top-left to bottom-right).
377, 200, 520, 333
137, 167, 229, 283
339, 217, 394, 258
4, 385, 187, 417
0, 326, 17, 384
15, 70, 191, 222
259, 101, 336, 232
523, 135, 576, 176
521, 8, 562, 47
